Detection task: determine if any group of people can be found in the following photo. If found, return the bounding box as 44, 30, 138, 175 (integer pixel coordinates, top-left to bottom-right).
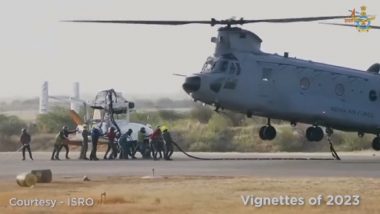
19, 124, 176, 161
50, 124, 103, 161
102, 125, 175, 161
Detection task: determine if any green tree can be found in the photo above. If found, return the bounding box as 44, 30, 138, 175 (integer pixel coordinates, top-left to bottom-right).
0, 114, 26, 138
36, 107, 76, 133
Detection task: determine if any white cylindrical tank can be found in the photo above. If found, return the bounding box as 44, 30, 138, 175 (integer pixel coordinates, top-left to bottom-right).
39, 81, 49, 114
70, 82, 81, 113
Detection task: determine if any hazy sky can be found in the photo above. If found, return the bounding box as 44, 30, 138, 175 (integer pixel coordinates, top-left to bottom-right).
0, 0, 379, 100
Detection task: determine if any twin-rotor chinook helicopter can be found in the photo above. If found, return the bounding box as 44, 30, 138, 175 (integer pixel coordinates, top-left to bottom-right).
68, 13, 380, 155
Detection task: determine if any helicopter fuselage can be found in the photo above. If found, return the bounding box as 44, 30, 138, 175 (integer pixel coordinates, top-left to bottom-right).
184, 27, 380, 134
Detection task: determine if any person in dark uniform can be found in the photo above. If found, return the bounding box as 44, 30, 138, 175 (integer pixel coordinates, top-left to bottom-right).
90, 126, 102, 161
125, 129, 136, 159
162, 126, 174, 160
57, 126, 76, 159
20, 128, 33, 160
79, 125, 89, 160
118, 129, 134, 159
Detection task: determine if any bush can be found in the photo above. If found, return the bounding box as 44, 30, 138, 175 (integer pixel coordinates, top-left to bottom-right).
130, 112, 162, 125
223, 111, 246, 126
36, 107, 76, 133
335, 132, 372, 151
158, 110, 183, 121
208, 114, 232, 132
0, 114, 26, 138
190, 105, 213, 123
274, 127, 304, 152
0, 114, 27, 151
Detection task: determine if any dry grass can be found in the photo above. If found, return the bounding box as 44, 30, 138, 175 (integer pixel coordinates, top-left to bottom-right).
0, 176, 379, 214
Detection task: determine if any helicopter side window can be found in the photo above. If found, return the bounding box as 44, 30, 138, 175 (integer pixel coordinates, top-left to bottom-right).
262, 68, 272, 81
229, 63, 236, 74
236, 63, 241, 75
369, 90, 377, 101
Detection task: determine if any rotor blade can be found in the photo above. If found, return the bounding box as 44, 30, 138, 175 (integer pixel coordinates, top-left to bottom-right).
244, 15, 350, 23
320, 22, 380, 29
64, 20, 212, 25
64, 16, 350, 26
173, 73, 187, 77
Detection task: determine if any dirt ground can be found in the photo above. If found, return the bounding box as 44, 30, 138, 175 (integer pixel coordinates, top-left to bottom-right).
0, 176, 379, 214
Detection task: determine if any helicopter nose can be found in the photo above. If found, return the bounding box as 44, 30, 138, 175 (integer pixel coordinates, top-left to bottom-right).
183, 76, 201, 93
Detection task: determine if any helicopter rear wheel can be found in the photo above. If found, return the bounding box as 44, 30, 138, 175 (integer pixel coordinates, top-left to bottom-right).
306, 126, 324, 142
259, 125, 276, 141
372, 136, 380, 151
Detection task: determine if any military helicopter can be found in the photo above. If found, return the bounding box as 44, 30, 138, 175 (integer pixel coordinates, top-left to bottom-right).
67, 14, 380, 154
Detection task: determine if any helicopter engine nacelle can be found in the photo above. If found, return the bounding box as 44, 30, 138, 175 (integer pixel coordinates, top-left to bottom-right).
214, 27, 262, 56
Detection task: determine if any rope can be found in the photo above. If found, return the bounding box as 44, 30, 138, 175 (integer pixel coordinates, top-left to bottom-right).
328, 137, 341, 160
171, 141, 335, 161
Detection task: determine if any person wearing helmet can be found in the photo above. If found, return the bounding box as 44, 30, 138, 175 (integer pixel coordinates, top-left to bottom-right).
20, 128, 33, 160
56, 126, 77, 160
162, 126, 174, 160
79, 125, 90, 160
90, 126, 102, 160
51, 127, 68, 160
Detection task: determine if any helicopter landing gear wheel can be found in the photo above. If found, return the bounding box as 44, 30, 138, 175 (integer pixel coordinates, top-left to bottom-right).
259, 125, 277, 140
259, 126, 266, 140
372, 136, 380, 151
259, 118, 276, 141
306, 126, 324, 142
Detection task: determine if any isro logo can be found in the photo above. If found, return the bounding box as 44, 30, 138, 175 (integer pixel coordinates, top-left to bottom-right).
345, 5, 376, 32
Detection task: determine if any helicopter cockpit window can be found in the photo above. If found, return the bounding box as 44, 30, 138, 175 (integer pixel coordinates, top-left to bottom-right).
201, 60, 215, 73
228, 62, 241, 75
229, 63, 236, 74
218, 60, 229, 73
236, 63, 241, 75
